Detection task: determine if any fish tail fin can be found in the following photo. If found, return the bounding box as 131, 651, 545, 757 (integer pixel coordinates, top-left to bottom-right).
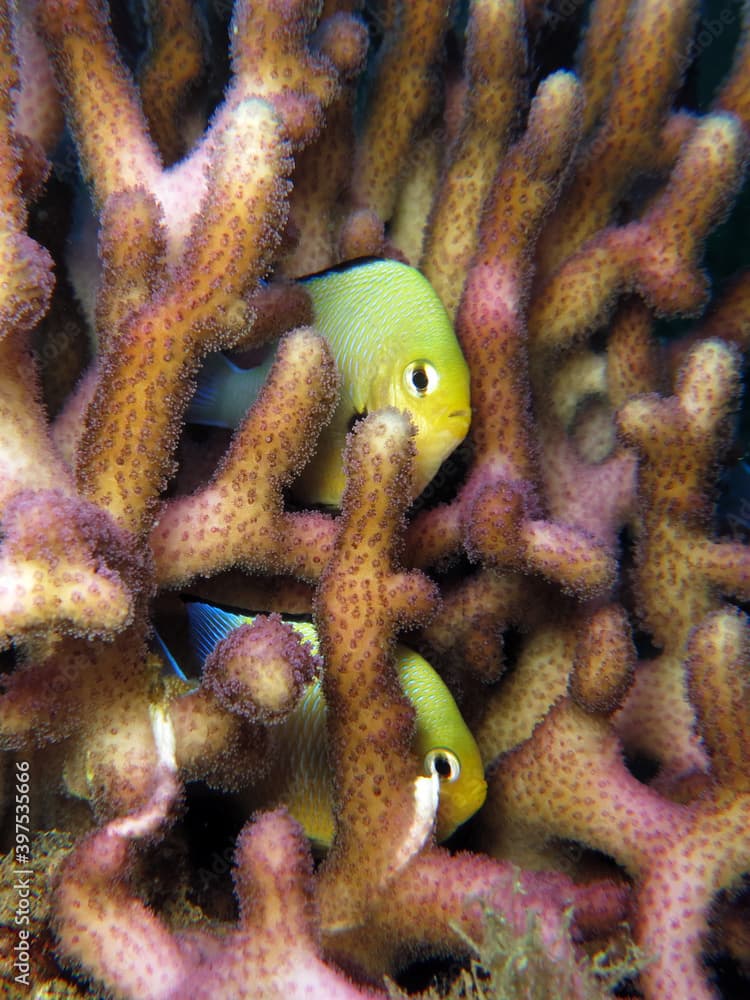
185, 601, 252, 667
187, 352, 273, 429
187, 352, 244, 428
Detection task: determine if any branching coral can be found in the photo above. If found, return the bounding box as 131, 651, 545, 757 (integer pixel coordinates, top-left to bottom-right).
1, 1, 750, 999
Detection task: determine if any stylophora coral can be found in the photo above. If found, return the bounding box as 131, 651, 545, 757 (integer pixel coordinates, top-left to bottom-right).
1, 1, 750, 998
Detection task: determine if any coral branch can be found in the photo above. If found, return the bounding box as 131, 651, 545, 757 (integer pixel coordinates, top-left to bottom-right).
409, 69, 584, 568
203, 614, 317, 723
230, 0, 367, 147
537, 0, 698, 273
55, 791, 382, 998
150, 328, 339, 585
421, 0, 525, 315
351, 0, 449, 223
316, 410, 438, 930
0, 6, 53, 332
686, 609, 750, 793
138, 0, 203, 163
38, 0, 163, 206
530, 114, 748, 354
0, 332, 71, 502
77, 99, 292, 534
0, 490, 133, 640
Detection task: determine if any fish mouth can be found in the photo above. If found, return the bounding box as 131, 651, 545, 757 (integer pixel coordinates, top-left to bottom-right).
448, 408, 472, 440
413, 413, 472, 496
435, 777, 488, 840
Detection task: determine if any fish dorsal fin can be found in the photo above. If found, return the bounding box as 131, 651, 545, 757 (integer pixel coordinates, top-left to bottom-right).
185, 602, 251, 667
185, 603, 321, 667
298, 256, 383, 282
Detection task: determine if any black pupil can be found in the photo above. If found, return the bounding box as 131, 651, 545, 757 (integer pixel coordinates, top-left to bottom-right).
412, 367, 429, 392
433, 754, 452, 778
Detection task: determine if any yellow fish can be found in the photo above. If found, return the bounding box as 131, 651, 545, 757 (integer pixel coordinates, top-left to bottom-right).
188, 259, 471, 506
171, 601, 486, 848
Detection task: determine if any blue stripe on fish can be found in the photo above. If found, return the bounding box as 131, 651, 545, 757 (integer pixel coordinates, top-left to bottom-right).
151, 627, 189, 682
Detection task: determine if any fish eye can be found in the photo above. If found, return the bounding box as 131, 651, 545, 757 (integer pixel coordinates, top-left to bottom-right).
424, 748, 460, 783
404, 361, 438, 398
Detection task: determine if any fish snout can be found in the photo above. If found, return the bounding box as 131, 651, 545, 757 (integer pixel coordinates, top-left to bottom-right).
448, 407, 472, 436
435, 772, 487, 841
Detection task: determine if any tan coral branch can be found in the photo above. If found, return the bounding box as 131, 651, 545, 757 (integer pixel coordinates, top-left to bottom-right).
150, 328, 339, 586
316, 410, 438, 932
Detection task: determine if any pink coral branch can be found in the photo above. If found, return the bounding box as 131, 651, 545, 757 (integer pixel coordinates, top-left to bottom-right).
150, 328, 339, 585
55, 776, 383, 999
316, 410, 439, 930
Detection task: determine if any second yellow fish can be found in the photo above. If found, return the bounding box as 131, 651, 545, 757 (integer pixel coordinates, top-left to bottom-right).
173, 601, 487, 849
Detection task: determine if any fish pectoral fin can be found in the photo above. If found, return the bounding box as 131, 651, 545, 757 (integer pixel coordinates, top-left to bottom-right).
151, 626, 190, 682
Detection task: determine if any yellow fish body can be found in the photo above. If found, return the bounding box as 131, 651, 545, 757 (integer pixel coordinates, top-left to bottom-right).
188, 259, 471, 506
180, 602, 486, 848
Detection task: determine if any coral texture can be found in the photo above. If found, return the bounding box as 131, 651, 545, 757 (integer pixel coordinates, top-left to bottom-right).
1, 2, 749, 999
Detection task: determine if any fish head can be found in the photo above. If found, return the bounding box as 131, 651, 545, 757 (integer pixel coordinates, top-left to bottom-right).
376, 349, 471, 496
422, 741, 487, 841
311, 258, 471, 499
402, 645, 487, 841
